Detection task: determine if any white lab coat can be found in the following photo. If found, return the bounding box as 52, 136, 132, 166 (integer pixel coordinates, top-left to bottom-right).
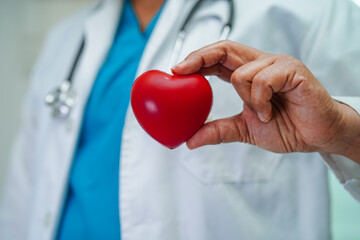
1, 0, 360, 239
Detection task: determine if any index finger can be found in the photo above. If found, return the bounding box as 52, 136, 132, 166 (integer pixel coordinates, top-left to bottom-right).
171, 40, 263, 75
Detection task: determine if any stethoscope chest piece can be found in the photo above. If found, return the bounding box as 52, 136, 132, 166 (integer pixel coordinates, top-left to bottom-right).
44, 80, 76, 119
44, 0, 233, 119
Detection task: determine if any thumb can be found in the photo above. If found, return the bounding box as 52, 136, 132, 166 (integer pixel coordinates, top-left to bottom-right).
186, 114, 248, 149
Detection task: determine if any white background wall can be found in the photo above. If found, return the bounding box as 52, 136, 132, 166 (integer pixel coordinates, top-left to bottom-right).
0, 0, 95, 191
0, 0, 359, 238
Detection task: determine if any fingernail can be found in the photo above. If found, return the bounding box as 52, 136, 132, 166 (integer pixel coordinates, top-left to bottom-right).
177, 60, 187, 68
171, 65, 180, 73
172, 62, 186, 74
186, 141, 197, 150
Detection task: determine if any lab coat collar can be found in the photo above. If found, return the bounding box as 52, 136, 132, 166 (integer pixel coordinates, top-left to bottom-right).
74, 0, 123, 101
77, 0, 193, 81
48, 2, 124, 237
136, 0, 192, 75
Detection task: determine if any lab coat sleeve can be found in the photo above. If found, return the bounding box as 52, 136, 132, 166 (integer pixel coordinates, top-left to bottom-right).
321, 97, 360, 203
299, 0, 360, 202
0, 30, 54, 240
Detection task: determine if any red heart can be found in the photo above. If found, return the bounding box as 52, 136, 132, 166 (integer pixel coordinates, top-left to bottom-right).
131, 70, 213, 149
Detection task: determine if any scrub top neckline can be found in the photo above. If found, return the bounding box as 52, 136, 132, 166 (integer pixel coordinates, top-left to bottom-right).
126, 0, 165, 36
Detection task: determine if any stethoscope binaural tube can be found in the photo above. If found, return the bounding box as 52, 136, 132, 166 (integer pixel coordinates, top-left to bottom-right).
167, 0, 234, 69
45, 0, 234, 119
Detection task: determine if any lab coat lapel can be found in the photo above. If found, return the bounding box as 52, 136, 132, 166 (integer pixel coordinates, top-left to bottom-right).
57, 0, 123, 197
136, 0, 190, 75
74, 0, 123, 102
62, 0, 123, 174
43, 1, 123, 238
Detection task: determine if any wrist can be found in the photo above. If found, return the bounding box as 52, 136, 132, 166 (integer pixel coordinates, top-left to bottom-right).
324, 100, 360, 164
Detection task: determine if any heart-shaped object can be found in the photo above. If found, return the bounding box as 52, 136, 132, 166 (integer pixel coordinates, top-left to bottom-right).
131, 70, 213, 149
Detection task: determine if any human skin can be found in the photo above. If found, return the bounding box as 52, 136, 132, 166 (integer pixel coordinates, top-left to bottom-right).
131, 0, 165, 31
172, 40, 360, 164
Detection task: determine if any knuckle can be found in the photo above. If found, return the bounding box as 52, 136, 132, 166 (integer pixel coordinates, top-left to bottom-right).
288, 56, 301, 66
217, 39, 231, 46
258, 52, 273, 60
276, 54, 301, 65
209, 40, 227, 53
186, 50, 198, 60
217, 40, 235, 51
230, 70, 247, 85
253, 73, 271, 93
253, 72, 268, 83
276, 53, 289, 58
276, 54, 307, 76
293, 74, 308, 85
275, 53, 292, 61
294, 59, 306, 69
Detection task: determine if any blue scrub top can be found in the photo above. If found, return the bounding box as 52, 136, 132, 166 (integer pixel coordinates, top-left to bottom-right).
57, 1, 163, 239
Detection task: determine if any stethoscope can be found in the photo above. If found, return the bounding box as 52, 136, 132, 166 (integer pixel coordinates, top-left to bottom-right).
45, 0, 234, 119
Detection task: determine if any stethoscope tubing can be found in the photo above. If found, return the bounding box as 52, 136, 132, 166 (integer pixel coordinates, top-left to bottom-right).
45, 0, 234, 119
168, 0, 234, 69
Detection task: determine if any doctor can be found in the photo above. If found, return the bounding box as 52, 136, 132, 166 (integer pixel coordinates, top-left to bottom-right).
1, 0, 360, 240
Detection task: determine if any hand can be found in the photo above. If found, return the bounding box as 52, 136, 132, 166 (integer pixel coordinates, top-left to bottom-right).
172, 41, 360, 163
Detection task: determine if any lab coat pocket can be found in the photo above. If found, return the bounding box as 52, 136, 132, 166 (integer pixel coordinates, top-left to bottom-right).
179, 143, 283, 184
